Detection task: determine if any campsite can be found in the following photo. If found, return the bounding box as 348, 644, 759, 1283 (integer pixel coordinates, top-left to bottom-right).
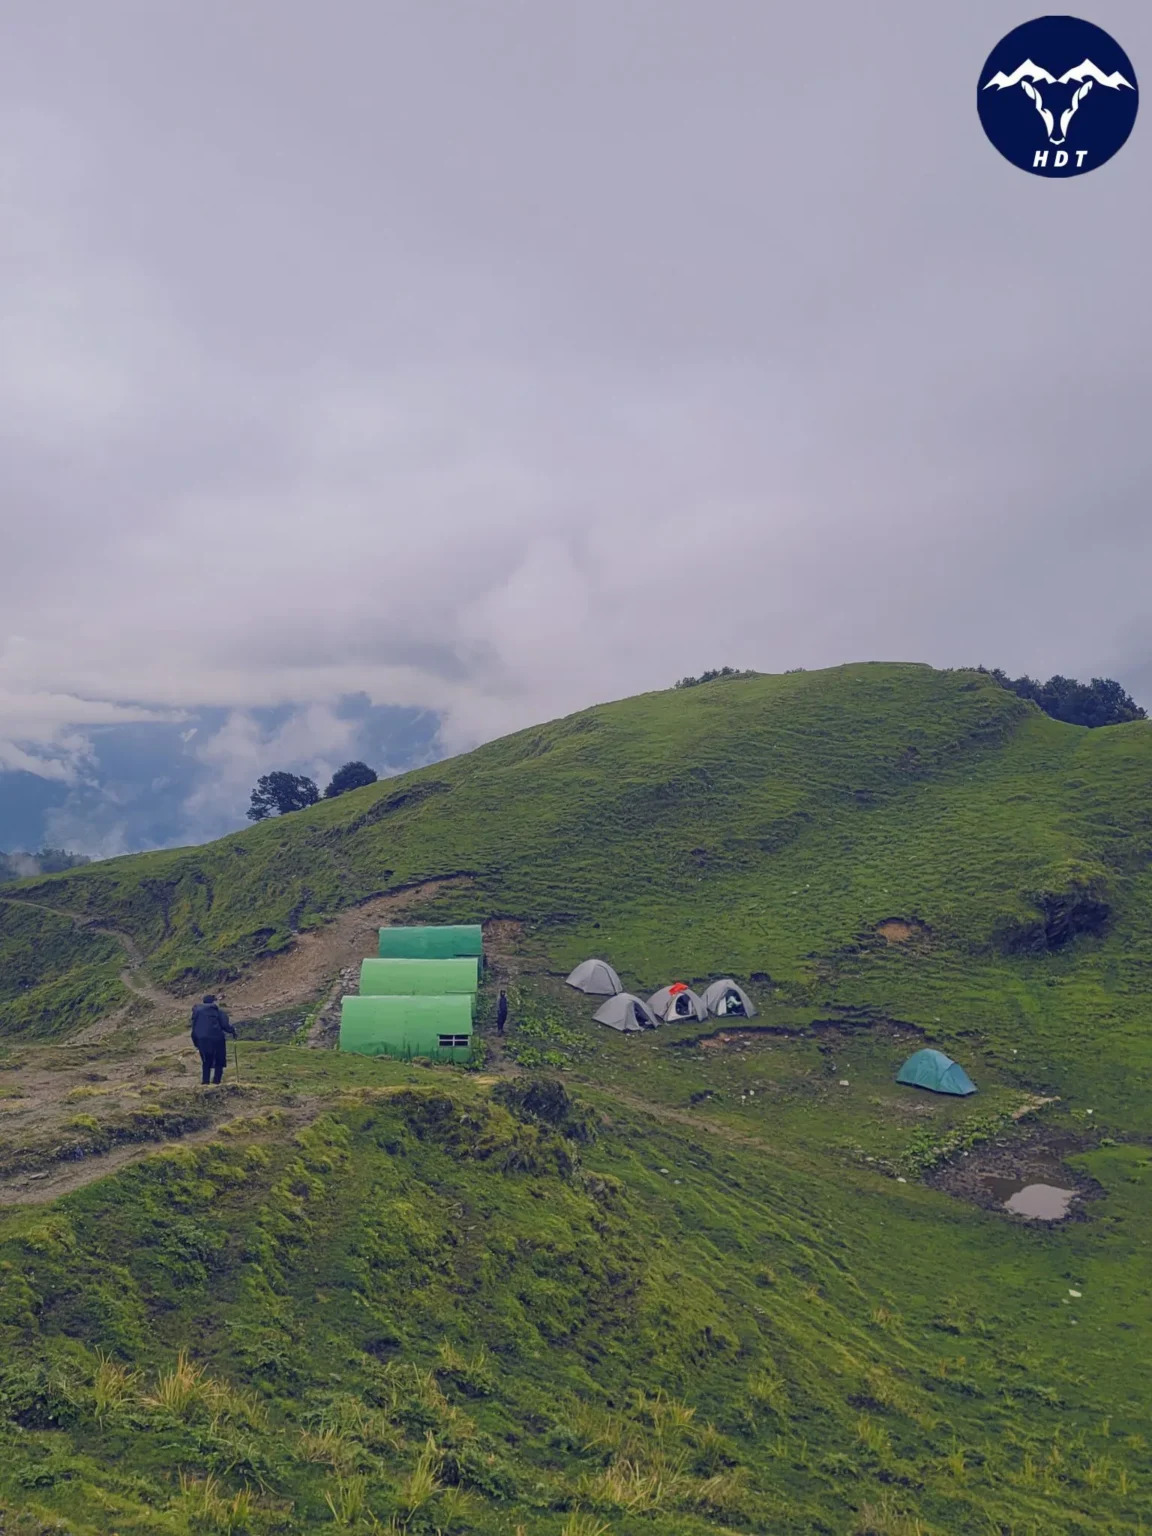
5, 1, 1150, 1526
0, 663, 1150, 1536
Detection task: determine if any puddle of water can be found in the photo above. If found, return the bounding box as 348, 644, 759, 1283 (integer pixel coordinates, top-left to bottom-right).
981, 1174, 1022, 1203
981, 1175, 1077, 1219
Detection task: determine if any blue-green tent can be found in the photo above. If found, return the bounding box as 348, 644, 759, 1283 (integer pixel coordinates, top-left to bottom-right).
896, 1048, 977, 1096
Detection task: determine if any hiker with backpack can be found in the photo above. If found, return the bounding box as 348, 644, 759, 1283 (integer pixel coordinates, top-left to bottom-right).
496, 990, 509, 1036
190, 994, 236, 1085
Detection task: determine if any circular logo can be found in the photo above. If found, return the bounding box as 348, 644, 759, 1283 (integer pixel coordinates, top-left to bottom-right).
977, 15, 1138, 176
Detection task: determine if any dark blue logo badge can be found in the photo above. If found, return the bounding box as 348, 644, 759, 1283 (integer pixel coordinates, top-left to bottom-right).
978, 15, 1138, 176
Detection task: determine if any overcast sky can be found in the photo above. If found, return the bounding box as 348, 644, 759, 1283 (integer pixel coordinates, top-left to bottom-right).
2, 2, 1150, 852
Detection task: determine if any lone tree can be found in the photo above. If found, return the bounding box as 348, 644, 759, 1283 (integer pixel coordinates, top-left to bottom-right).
246, 771, 321, 821
323, 760, 378, 799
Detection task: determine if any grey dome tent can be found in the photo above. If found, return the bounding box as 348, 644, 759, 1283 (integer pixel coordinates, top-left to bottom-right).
566, 959, 623, 995
648, 984, 708, 1023
594, 993, 657, 1032
701, 979, 757, 1018
896, 1048, 977, 1097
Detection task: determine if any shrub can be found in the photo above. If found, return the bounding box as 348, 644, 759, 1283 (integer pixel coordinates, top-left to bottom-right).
674, 667, 756, 689
493, 1076, 598, 1143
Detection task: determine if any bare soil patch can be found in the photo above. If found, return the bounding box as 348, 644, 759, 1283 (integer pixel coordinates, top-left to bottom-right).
875, 918, 929, 944
483, 919, 527, 975
697, 1029, 779, 1051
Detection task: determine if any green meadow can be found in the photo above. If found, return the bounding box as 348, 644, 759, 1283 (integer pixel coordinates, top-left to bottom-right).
1, 663, 1150, 1533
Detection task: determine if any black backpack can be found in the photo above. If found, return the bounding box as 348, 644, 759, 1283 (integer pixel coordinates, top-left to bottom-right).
191, 1002, 222, 1038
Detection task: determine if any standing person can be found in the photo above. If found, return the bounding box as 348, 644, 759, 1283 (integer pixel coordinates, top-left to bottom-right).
495, 989, 508, 1036
190, 994, 236, 1086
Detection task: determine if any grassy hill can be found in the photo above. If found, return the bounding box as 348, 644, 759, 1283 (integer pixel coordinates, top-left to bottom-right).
1, 662, 1151, 1533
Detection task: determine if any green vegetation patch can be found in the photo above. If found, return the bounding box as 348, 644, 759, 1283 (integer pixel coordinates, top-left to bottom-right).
0, 1077, 1147, 1532
0, 903, 125, 1039
3, 664, 1152, 1529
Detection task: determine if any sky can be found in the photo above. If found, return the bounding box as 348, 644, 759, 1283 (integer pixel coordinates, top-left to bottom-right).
2, 2, 1150, 856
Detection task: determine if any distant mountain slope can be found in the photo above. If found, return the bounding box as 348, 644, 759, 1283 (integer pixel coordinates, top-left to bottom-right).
0, 849, 90, 883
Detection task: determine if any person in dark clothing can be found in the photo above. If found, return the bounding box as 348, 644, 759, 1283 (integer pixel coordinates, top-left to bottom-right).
495, 990, 508, 1035
190, 994, 236, 1085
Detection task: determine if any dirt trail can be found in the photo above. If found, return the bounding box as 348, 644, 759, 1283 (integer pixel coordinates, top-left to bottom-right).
0, 895, 184, 1022
0, 1120, 225, 1207
483, 918, 527, 973
478, 1032, 519, 1078
0, 879, 472, 1205
0, 1097, 322, 1207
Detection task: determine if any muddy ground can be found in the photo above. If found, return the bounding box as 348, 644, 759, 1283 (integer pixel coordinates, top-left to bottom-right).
927, 1125, 1107, 1219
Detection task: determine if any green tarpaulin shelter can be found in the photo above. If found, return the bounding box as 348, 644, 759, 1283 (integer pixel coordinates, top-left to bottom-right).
340, 994, 473, 1060
359, 957, 479, 1003
896, 1048, 977, 1096
378, 924, 483, 959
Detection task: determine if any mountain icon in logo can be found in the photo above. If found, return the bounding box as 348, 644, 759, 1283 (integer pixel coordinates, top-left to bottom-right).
984, 58, 1134, 146
977, 17, 1139, 176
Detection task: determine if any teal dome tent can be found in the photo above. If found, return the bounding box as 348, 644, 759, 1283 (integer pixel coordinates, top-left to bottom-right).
896, 1048, 977, 1096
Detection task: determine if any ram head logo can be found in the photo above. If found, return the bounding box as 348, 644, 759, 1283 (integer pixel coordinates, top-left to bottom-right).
983, 57, 1135, 144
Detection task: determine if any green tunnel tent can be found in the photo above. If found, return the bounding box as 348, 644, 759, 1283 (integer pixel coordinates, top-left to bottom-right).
896, 1048, 977, 1096
340, 994, 473, 1060
378, 924, 483, 959
359, 957, 479, 1007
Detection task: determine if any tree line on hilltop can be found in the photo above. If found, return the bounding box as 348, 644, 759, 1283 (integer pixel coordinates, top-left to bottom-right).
677, 664, 1144, 729
977, 667, 1145, 728
674, 666, 757, 688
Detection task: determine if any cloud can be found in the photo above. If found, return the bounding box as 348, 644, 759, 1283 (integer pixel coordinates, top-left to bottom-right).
40, 805, 134, 863
0, 108, 209, 482
4, 853, 41, 878
0, 682, 186, 786
0, 741, 80, 782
